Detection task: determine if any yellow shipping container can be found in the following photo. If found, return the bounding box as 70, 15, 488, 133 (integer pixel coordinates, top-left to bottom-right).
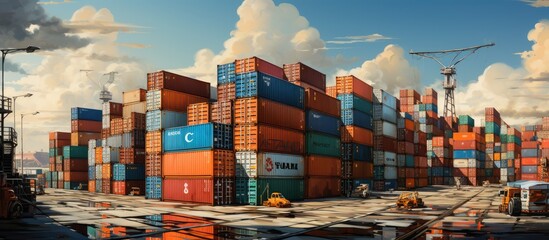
485, 134, 494, 143
494, 153, 500, 160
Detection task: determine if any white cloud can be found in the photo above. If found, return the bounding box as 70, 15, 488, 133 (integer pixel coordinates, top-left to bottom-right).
452, 20, 549, 126
172, 0, 343, 86
523, 0, 549, 7
38, 0, 72, 5
64, 6, 144, 35
12, 6, 147, 153
334, 44, 420, 96
327, 33, 392, 44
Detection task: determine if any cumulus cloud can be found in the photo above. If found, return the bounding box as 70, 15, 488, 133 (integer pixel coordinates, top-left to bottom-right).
64, 6, 144, 35
334, 44, 420, 96
173, 0, 344, 86
327, 33, 392, 44
11, 6, 147, 153
452, 20, 549, 126
38, 0, 72, 5
0, 0, 88, 51
523, 0, 549, 7
3, 61, 27, 74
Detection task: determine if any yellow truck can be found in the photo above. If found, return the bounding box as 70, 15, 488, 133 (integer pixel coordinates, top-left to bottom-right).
263, 192, 291, 208
499, 181, 549, 216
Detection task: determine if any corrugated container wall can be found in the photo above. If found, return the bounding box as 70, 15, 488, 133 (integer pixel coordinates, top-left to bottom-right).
147, 70, 210, 99
235, 72, 304, 109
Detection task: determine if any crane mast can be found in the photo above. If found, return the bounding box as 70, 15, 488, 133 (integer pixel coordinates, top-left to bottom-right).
410, 43, 495, 118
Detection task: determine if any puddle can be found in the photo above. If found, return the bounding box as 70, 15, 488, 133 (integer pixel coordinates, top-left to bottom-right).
453, 209, 483, 217
87, 201, 114, 209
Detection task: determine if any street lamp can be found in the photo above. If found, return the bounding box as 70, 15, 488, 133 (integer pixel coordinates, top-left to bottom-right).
1, 46, 39, 174
20, 111, 39, 175
12, 93, 33, 128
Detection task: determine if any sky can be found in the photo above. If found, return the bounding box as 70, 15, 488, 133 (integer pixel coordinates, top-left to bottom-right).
2, 0, 549, 152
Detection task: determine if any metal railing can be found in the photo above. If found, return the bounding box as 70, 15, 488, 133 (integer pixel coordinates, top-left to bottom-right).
3, 127, 17, 145
0, 96, 12, 113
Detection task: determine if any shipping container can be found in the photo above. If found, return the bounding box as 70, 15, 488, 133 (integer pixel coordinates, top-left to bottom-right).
145, 154, 161, 177
305, 155, 341, 176
88, 180, 95, 193
521, 149, 539, 157
63, 171, 87, 182
217, 83, 236, 101
234, 124, 304, 154
162, 177, 234, 206
341, 143, 373, 162
102, 102, 123, 116
119, 148, 145, 164
305, 177, 340, 199
63, 158, 88, 172
283, 62, 326, 92
235, 72, 305, 109
373, 89, 397, 109
89, 166, 96, 180
145, 131, 162, 154
146, 110, 187, 131
187, 102, 210, 126
64, 181, 87, 190
244, 177, 304, 205
113, 164, 145, 181
217, 62, 236, 84
106, 135, 123, 148
71, 132, 101, 146
373, 151, 397, 166
235, 56, 284, 79
235, 152, 304, 178
234, 97, 305, 131
122, 130, 146, 148
373, 120, 397, 138
341, 109, 372, 130
71, 107, 102, 121
373, 104, 397, 124
341, 126, 374, 146
123, 89, 146, 104
162, 150, 235, 177
122, 102, 146, 119
49, 131, 71, 140
112, 180, 145, 195
335, 75, 373, 102
305, 88, 340, 117
146, 89, 208, 112
63, 146, 88, 159
102, 147, 120, 163
71, 120, 102, 133
210, 100, 233, 125
337, 94, 373, 115
306, 110, 341, 136
95, 147, 103, 164
147, 70, 210, 98
163, 123, 233, 152
305, 132, 341, 157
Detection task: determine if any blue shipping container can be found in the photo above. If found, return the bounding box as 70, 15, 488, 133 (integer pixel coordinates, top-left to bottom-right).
146, 110, 187, 131
113, 164, 145, 181
88, 166, 95, 180
306, 110, 341, 137
405, 155, 414, 167
521, 149, 539, 157
341, 109, 373, 130
453, 150, 482, 159
64, 181, 86, 190
145, 176, 162, 199
521, 165, 538, 174
337, 94, 373, 115
163, 123, 233, 152
373, 104, 397, 124
430, 167, 444, 177
384, 180, 397, 191
341, 143, 372, 162
217, 62, 236, 84
71, 107, 102, 121
235, 72, 304, 109
373, 89, 397, 110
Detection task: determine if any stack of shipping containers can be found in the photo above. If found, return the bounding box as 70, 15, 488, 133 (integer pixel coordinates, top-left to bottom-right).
539, 117, 549, 182
48, 132, 70, 188
337, 75, 374, 195
102, 102, 123, 193
417, 89, 438, 187
398, 90, 420, 189
233, 57, 306, 205
504, 127, 521, 183
521, 125, 540, 181
372, 89, 398, 191
285, 63, 341, 199
145, 70, 210, 199
485, 107, 501, 183
453, 115, 486, 186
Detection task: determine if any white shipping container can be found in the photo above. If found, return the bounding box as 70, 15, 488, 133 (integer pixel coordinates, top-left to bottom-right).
122, 102, 146, 119
453, 159, 468, 168
236, 151, 304, 177
95, 164, 102, 179
468, 159, 479, 168
501, 168, 508, 176
146, 90, 160, 111
500, 174, 508, 182
419, 111, 426, 118
384, 166, 397, 179
426, 140, 432, 150
102, 115, 111, 129
88, 148, 95, 166
123, 89, 146, 104
373, 151, 397, 166
103, 147, 120, 163
106, 135, 122, 148
373, 121, 397, 138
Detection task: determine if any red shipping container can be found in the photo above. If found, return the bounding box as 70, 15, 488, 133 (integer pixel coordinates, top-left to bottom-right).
217, 82, 236, 101
305, 177, 340, 199
522, 131, 536, 141
49, 131, 71, 140
146, 153, 162, 177
234, 124, 304, 154
71, 132, 101, 146
112, 181, 145, 195
71, 120, 101, 133
417, 168, 428, 178
431, 177, 444, 185
406, 168, 416, 178
162, 177, 234, 205
521, 173, 538, 181
120, 148, 145, 164
304, 88, 341, 117
103, 102, 123, 116
110, 118, 124, 135
326, 86, 337, 98
341, 126, 373, 146
64, 171, 87, 182
234, 98, 305, 131
542, 140, 549, 149
432, 137, 448, 147
468, 168, 478, 177
55, 163, 63, 171
49, 139, 71, 148
210, 100, 233, 125
283, 62, 326, 92
522, 141, 539, 149
162, 150, 235, 177
145, 131, 162, 154
397, 129, 414, 142
522, 157, 539, 166
305, 155, 341, 177
415, 144, 427, 157
335, 75, 373, 102
102, 179, 111, 194
147, 70, 210, 98
290, 81, 324, 94
351, 161, 373, 178
453, 140, 476, 150
374, 136, 397, 153
88, 180, 95, 193
101, 128, 110, 139
416, 132, 427, 145
417, 178, 428, 187
161, 215, 213, 239
406, 178, 415, 189
149, 89, 209, 112
398, 168, 406, 178
422, 95, 436, 105
458, 125, 473, 133
63, 159, 88, 172
187, 102, 210, 126
454, 168, 468, 178
58, 181, 63, 189
123, 112, 146, 132
235, 56, 284, 79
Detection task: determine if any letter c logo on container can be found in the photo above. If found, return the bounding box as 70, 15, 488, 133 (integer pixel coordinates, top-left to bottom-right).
185, 132, 194, 143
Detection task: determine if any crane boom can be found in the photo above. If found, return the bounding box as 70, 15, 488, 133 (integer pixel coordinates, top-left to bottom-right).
409, 43, 494, 118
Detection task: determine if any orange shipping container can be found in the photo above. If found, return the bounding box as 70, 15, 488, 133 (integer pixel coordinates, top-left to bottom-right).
95, 147, 103, 164
406, 178, 415, 189
305, 155, 341, 177
123, 112, 146, 133
88, 180, 95, 193
123, 88, 147, 104
235, 56, 284, 79
64, 171, 87, 182
162, 150, 235, 177
234, 98, 304, 131
453, 132, 483, 142
120, 148, 145, 164
145, 131, 162, 154
234, 124, 305, 154
71, 132, 101, 146
542, 139, 549, 149
210, 100, 233, 125
335, 75, 373, 102
110, 118, 124, 135
304, 88, 340, 117
305, 177, 340, 199
146, 153, 162, 177
521, 173, 538, 181
522, 141, 539, 149
341, 125, 373, 146
148, 89, 209, 112
147, 70, 210, 98
289, 81, 324, 94
71, 120, 101, 133
522, 157, 539, 166
187, 102, 210, 126
351, 161, 373, 178
326, 86, 337, 98
217, 83, 236, 101
102, 164, 111, 179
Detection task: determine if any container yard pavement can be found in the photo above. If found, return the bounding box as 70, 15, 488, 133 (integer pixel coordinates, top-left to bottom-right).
2, 185, 549, 239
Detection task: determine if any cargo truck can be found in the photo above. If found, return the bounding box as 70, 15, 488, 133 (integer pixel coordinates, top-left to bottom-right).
499, 181, 549, 216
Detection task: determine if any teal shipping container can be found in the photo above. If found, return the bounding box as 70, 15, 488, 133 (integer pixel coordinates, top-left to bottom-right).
245, 178, 304, 205
63, 146, 88, 159
337, 94, 373, 115
306, 132, 341, 157
458, 115, 474, 126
